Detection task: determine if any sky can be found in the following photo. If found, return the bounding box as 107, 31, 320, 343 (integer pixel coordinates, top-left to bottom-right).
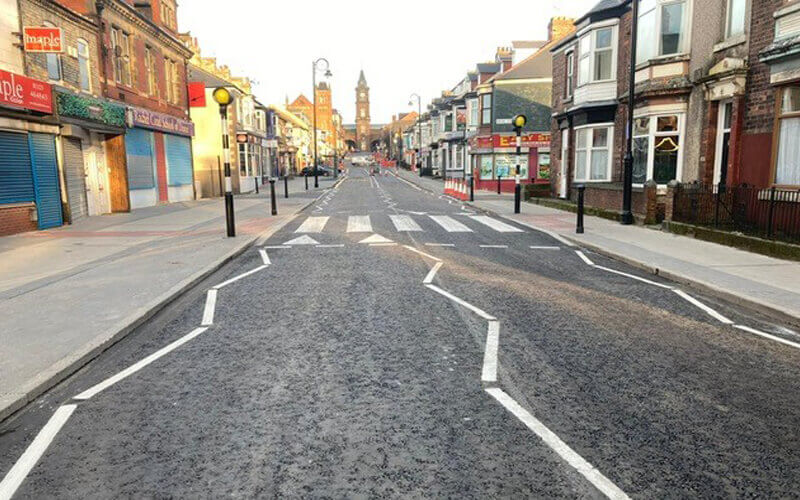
180, 0, 600, 125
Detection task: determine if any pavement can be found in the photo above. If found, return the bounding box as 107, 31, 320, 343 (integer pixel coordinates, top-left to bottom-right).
0, 175, 339, 422
395, 168, 800, 327
1, 165, 800, 498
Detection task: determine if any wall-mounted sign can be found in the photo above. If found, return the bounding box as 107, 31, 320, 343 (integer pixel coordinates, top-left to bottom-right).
236, 134, 248, 143
128, 107, 194, 136
23, 27, 64, 53
0, 69, 52, 113
56, 91, 125, 126
187, 82, 206, 107
470, 133, 551, 150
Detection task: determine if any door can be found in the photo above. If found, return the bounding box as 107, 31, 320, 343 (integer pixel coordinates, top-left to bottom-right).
29, 133, 63, 229
63, 137, 88, 222
106, 134, 130, 212
164, 134, 193, 202
714, 100, 732, 187
85, 148, 110, 216
559, 129, 569, 198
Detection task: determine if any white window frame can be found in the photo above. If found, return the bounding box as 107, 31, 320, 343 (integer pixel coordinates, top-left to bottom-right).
714, 100, 733, 185
775, 86, 800, 186
725, 0, 746, 39
560, 128, 569, 198
637, 0, 691, 64
632, 112, 685, 186
573, 123, 614, 183
577, 26, 617, 87
144, 46, 157, 97
77, 38, 90, 92
466, 98, 479, 128
565, 50, 574, 98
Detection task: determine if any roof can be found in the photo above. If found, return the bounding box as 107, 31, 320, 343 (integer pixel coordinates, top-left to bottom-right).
289, 94, 312, 107
476, 62, 501, 73
358, 70, 367, 86
575, 0, 629, 25
493, 44, 553, 81
512, 40, 546, 50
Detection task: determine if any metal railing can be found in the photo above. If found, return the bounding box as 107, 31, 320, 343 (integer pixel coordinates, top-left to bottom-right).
672, 183, 800, 243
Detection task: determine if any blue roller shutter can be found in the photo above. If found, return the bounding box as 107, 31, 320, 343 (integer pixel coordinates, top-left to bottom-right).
164, 135, 192, 186
29, 133, 63, 229
125, 128, 156, 190
0, 131, 34, 204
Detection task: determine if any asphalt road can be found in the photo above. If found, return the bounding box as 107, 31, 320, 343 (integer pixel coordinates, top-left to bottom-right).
2, 165, 800, 498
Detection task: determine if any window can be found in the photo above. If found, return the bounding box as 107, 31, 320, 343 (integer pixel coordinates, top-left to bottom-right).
44, 22, 61, 81
775, 87, 800, 186
467, 98, 479, 127
110, 27, 131, 86
444, 113, 453, 132
165, 58, 180, 104
726, 0, 746, 38
577, 27, 615, 86
714, 101, 733, 185
481, 94, 492, 125
566, 51, 574, 98
637, 0, 687, 64
76, 39, 91, 91
632, 114, 683, 184
144, 47, 157, 96
574, 125, 613, 182
160, 1, 176, 30
239, 143, 248, 176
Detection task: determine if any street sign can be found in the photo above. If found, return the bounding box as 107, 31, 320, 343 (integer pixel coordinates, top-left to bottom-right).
23, 27, 63, 53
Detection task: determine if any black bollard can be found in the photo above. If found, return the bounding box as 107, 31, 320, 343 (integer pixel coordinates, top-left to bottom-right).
514, 182, 521, 214
284, 175, 289, 198
577, 184, 585, 234
255, 176, 259, 194
305, 173, 309, 190
497, 175, 502, 195
270, 179, 277, 216
469, 176, 474, 202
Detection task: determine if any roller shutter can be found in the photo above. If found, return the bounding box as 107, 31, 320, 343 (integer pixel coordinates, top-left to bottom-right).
125, 128, 156, 190
63, 138, 88, 222
29, 133, 63, 230
0, 131, 34, 204
165, 135, 192, 186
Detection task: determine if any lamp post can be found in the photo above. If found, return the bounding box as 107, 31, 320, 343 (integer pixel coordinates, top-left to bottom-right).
312, 57, 332, 189
409, 93, 423, 176
213, 87, 236, 237
621, 0, 639, 225
513, 114, 527, 214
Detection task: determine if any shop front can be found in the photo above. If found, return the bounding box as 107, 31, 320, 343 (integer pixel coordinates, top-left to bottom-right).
235, 133, 263, 193
125, 107, 195, 209
0, 69, 63, 236
470, 132, 551, 192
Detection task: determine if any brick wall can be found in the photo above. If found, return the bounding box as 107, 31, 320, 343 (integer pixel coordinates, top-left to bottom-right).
0, 204, 37, 236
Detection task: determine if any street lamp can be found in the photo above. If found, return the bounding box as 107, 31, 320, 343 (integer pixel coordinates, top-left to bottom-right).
621, 0, 639, 225
312, 57, 332, 189
513, 114, 527, 214
409, 93, 423, 176
213, 86, 236, 237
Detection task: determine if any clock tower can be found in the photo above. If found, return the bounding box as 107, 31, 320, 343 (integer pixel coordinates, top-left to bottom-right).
355, 70, 370, 151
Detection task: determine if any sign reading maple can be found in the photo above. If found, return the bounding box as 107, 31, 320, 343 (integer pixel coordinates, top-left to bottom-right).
0, 69, 53, 113
23, 27, 64, 53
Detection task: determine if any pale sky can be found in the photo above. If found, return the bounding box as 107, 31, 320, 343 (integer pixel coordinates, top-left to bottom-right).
180, 0, 599, 124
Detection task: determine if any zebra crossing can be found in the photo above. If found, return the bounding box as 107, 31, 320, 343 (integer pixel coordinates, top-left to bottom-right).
294, 213, 526, 235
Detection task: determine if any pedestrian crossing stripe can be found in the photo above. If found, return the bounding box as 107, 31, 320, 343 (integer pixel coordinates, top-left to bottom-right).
295, 216, 329, 233
429, 215, 473, 232
293, 214, 525, 235
469, 215, 524, 233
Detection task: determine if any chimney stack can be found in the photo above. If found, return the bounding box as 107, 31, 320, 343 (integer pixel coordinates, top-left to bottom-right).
495, 47, 514, 72
548, 17, 576, 43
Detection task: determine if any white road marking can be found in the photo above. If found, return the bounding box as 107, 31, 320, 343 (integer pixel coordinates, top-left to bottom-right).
594, 265, 674, 290
317, 244, 346, 248
347, 215, 372, 233
507, 218, 577, 247
482, 320, 500, 383
213, 265, 268, 290
283, 235, 320, 246
263, 246, 290, 250
470, 215, 524, 233
259, 249, 271, 265
425, 284, 496, 321
530, 246, 561, 250
369, 243, 397, 247
429, 215, 473, 232
480, 245, 508, 249
74, 327, 209, 401
390, 214, 423, 232
673, 289, 734, 324
576, 250, 595, 266
733, 324, 800, 350
425, 243, 455, 247
201, 290, 217, 326
295, 216, 329, 233
0, 404, 78, 500
359, 234, 393, 244
423, 262, 443, 284
402, 245, 442, 262
486, 388, 630, 500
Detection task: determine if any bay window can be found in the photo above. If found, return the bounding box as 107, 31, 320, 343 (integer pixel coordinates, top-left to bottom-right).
637, 0, 688, 64
574, 125, 613, 182
775, 87, 800, 186
632, 114, 683, 184
467, 98, 479, 127
577, 26, 616, 86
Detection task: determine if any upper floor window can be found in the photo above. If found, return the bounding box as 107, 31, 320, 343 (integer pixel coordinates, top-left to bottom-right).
77, 39, 90, 91
110, 27, 131, 86
566, 51, 574, 98
165, 58, 180, 104
144, 47, 157, 97
43, 22, 61, 81
726, 0, 746, 38
637, 0, 688, 64
578, 27, 615, 86
481, 94, 492, 125
160, 1, 176, 30
467, 98, 479, 127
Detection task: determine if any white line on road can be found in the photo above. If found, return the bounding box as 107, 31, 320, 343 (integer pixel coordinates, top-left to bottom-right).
402, 245, 442, 262
480, 245, 508, 249
0, 404, 78, 500
423, 262, 443, 284
486, 388, 630, 500
259, 249, 271, 265
673, 289, 734, 324
506, 218, 577, 247
263, 246, 290, 250
213, 265, 268, 290
369, 243, 397, 247
594, 265, 674, 290
733, 324, 800, 350
317, 244, 346, 248
429, 215, 473, 232
482, 320, 500, 384
576, 250, 596, 266
347, 215, 372, 233
425, 284, 496, 321
74, 327, 208, 401
530, 246, 561, 250
469, 215, 524, 233
295, 216, 329, 233
389, 214, 423, 232
425, 243, 455, 247
201, 290, 217, 326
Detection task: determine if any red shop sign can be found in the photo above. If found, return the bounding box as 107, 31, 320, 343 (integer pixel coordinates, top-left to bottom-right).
0, 69, 53, 113
23, 27, 64, 53
495, 133, 551, 148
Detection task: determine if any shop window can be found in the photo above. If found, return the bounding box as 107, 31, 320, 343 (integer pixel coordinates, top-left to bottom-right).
637, 0, 688, 64
632, 113, 683, 184
726, 0, 746, 38
110, 27, 131, 86
574, 125, 613, 182
495, 154, 529, 180
77, 39, 90, 91
578, 27, 616, 86
479, 156, 493, 180
775, 87, 800, 186
538, 152, 551, 180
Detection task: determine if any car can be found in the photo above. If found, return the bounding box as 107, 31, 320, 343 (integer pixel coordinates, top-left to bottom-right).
300, 166, 332, 177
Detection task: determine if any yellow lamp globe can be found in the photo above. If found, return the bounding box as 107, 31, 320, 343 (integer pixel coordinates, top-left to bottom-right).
513, 114, 528, 129
212, 87, 234, 107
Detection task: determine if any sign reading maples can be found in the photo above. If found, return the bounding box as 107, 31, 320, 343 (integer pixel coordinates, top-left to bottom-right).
0, 69, 52, 113
23, 27, 64, 53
